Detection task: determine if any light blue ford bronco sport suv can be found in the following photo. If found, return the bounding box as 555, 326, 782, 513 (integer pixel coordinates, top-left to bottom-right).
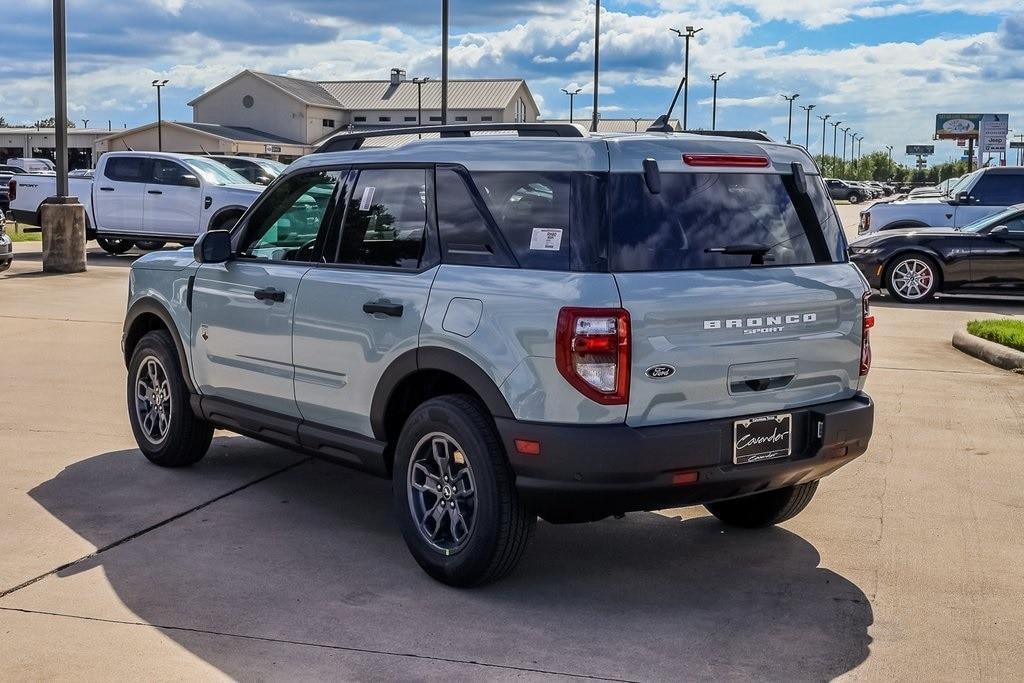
123, 123, 874, 586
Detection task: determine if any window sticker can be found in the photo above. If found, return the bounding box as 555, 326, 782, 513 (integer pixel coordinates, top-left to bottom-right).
359, 186, 376, 211
529, 228, 563, 251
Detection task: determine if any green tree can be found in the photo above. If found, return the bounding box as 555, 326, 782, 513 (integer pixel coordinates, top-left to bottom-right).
32, 116, 75, 128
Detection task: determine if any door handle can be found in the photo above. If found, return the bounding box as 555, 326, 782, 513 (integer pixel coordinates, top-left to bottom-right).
99, 187, 115, 192
363, 300, 404, 317
253, 287, 286, 303
148, 190, 163, 195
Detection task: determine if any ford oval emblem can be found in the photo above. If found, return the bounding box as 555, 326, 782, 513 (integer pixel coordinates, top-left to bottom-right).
646, 364, 675, 379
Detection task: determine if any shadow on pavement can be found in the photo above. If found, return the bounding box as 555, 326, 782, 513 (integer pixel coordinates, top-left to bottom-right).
10, 248, 144, 269
27, 443, 873, 679
873, 292, 1024, 315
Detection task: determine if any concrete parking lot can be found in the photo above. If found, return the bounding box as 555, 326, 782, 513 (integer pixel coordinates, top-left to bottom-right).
2, 204, 1023, 680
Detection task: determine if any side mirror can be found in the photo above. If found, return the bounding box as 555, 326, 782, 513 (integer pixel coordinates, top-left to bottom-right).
181, 174, 201, 188
989, 225, 1009, 238
256, 175, 273, 186
193, 230, 232, 264
954, 191, 971, 204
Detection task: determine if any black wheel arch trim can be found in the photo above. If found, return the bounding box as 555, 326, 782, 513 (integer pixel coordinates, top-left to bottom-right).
123, 297, 196, 394
369, 347, 515, 442
208, 205, 249, 231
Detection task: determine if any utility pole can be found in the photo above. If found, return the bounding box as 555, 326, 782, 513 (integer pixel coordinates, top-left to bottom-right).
818, 114, 831, 166
710, 72, 725, 130
441, 0, 449, 125
886, 145, 894, 178
830, 120, 842, 177
53, 0, 69, 198
781, 93, 799, 144
799, 103, 815, 149
670, 25, 702, 130
841, 127, 851, 176
151, 79, 168, 151
591, 0, 601, 132
562, 87, 582, 123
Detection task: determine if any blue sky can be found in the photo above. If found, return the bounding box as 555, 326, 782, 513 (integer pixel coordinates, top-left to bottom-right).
2, 0, 1022, 163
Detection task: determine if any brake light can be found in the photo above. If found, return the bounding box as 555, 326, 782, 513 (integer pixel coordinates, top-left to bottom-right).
556, 307, 630, 405
860, 293, 874, 376
682, 154, 770, 168
8, 179, 15, 202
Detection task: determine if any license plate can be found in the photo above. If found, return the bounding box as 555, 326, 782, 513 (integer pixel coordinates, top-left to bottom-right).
733, 414, 792, 465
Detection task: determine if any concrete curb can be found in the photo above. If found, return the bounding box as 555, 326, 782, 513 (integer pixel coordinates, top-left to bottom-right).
952, 330, 1024, 374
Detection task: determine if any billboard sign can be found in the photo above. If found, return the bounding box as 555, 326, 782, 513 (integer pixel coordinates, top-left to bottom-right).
1010, 141, 1024, 150
906, 145, 935, 155
935, 113, 1009, 141
980, 114, 1008, 153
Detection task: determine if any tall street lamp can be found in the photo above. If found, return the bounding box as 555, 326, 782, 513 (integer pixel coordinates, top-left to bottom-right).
818, 113, 831, 165
841, 127, 851, 176
81, 119, 89, 128
830, 120, 843, 176
562, 87, 582, 123
886, 144, 894, 175
441, 0, 449, 125
710, 72, 725, 130
411, 77, 430, 126
152, 79, 168, 152
799, 103, 816, 149
670, 25, 703, 130
591, 0, 601, 132
781, 93, 799, 144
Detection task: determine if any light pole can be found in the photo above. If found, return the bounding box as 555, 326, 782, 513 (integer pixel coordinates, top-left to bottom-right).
710, 72, 725, 130
885, 145, 894, 176
818, 113, 831, 165
441, 0, 449, 125
81, 119, 89, 129
591, 0, 601, 132
151, 79, 168, 152
830, 120, 842, 176
629, 117, 644, 132
670, 25, 703, 130
411, 77, 429, 126
799, 104, 815, 149
562, 87, 582, 123
841, 127, 851, 176
781, 93, 799, 144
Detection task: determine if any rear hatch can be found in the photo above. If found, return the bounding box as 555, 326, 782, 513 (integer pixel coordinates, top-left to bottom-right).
606, 145, 864, 427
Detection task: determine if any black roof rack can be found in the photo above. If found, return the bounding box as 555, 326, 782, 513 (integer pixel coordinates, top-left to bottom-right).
315, 122, 586, 154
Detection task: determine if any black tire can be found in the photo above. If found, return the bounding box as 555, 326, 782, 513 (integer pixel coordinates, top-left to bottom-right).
135, 240, 166, 251
392, 395, 535, 587
885, 253, 940, 304
96, 237, 134, 255
847, 192, 861, 204
127, 330, 213, 467
705, 481, 819, 528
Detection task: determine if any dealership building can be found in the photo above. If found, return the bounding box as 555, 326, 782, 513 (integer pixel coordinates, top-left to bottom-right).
1, 127, 113, 170
95, 69, 542, 162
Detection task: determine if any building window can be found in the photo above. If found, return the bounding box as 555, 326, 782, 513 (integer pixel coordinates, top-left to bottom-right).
429, 116, 442, 122
404, 116, 416, 122
481, 116, 493, 122
243, 95, 254, 109
515, 97, 526, 123
322, 119, 335, 128
354, 116, 366, 122
379, 116, 391, 122
455, 116, 468, 122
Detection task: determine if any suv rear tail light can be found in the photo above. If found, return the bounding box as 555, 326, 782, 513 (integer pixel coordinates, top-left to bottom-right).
682, 154, 770, 168
8, 179, 15, 202
860, 293, 874, 376
556, 308, 630, 405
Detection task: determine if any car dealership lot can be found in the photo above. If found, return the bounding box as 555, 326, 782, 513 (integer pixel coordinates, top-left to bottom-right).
2, 207, 1023, 679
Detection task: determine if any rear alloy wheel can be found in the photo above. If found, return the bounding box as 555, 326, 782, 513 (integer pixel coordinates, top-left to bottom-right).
96, 237, 134, 255
886, 254, 938, 303
847, 192, 861, 204
393, 395, 534, 587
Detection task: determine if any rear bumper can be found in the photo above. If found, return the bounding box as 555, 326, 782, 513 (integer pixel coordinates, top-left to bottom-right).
849, 253, 887, 289
496, 394, 873, 518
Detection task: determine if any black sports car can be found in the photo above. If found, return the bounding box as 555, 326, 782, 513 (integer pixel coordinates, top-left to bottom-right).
849, 204, 1024, 303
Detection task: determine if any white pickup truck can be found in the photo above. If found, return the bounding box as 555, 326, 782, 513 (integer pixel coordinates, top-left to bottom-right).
8, 152, 265, 254
859, 167, 1024, 235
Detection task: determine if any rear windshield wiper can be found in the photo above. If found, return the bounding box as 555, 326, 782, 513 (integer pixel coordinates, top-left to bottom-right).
704, 243, 774, 265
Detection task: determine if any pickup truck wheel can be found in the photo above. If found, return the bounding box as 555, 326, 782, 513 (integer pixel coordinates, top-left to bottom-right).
705, 481, 819, 528
127, 330, 213, 467
847, 192, 861, 204
886, 254, 939, 303
96, 237, 134, 255
135, 240, 166, 251
393, 395, 535, 587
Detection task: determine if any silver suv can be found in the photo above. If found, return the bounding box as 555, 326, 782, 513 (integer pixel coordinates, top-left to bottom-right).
122, 123, 875, 586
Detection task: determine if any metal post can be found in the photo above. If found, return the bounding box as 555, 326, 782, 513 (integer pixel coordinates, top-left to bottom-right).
710, 72, 725, 130
966, 137, 974, 173
441, 0, 449, 125
819, 114, 830, 163
152, 79, 168, 152
831, 120, 842, 177
562, 87, 581, 124
841, 127, 850, 176
591, 0, 601, 133
53, 0, 69, 198
781, 93, 799, 144
800, 104, 815, 149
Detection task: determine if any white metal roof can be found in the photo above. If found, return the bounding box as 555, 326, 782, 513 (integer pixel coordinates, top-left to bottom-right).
319, 79, 528, 111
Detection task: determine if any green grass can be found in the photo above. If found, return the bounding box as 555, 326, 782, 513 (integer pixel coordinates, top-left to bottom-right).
967, 319, 1024, 353
7, 229, 42, 242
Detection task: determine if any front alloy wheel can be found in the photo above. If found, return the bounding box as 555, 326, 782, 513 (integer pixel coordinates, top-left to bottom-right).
887, 255, 938, 303
134, 355, 172, 445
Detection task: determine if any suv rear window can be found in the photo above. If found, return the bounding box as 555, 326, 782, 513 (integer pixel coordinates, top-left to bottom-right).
609, 172, 843, 272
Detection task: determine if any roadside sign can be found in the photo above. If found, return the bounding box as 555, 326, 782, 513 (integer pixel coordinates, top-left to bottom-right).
980, 114, 1008, 153
957, 139, 966, 147
1011, 141, 1024, 149
264, 144, 282, 153
935, 113, 1009, 141
906, 145, 935, 155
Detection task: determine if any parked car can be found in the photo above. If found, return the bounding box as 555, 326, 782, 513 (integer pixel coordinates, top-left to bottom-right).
206, 156, 286, 186
850, 203, 1024, 302
0, 210, 12, 273
3, 158, 57, 174
0, 163, 55, 177
9, 151, 265, 255
0, 170, 11, 213
859, 167, 1024, 234
69, 168, 95, 179
825, 178, 870, 204
122, 123, 875, 586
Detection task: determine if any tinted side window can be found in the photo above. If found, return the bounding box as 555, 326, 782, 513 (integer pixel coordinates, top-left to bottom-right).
333, 168, 427, 269
106, 157, 149, 183
436, 170, 513, 267
151, 159, 195, 186
473, 172, 572, 270
971, 174, 1024, 205
240, 170, 341, 262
